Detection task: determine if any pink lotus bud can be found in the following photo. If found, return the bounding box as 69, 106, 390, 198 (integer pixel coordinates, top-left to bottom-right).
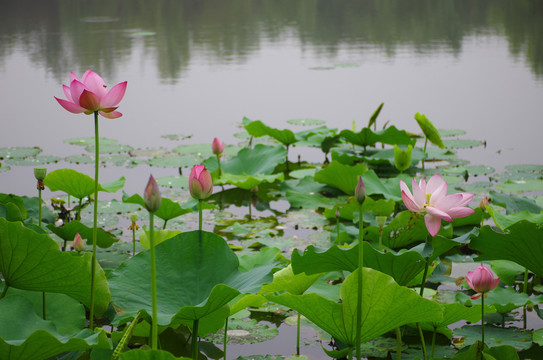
212, 137, 225, 155
73, 233, 85, 252
144, 175, 162, 212
189, 165, 213, 200
466, 265, 500, 300
354, 176, 366, 205
480, 196, 490, 211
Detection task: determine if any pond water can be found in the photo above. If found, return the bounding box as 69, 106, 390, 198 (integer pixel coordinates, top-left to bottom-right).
1, 1, 543, 359
1, 0, 543, 196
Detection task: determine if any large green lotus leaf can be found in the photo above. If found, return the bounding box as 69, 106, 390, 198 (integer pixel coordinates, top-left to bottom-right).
0, 193, 28, 220
44, 169, 124, 199
0, 295, 110, 360
108, 230, 273, 327
489, 191, 543, 214
489, 260, 525, 286
0, 219, 110, 315
314, 160, 368, 195
291, 243, 425, 286
119, 349, 189, 360
339, 126, 414, 148
46, 220, 118, 249
221, 144, 287, 175
268, 268, 442, 346
260, 264, 322, 296
470, 222, 543, 277
243, 119, 297, 146
381, 211, 428, 249
456, 286, 543, 314
215, 173, 284, 190
534, 328, 543, 346
419, 302, 486, 339
139, 229, 181, 249
486, 205, 543, 230
454, 325, 532, 350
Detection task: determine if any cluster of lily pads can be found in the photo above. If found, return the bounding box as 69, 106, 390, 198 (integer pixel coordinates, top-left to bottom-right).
2, 91, 543, 360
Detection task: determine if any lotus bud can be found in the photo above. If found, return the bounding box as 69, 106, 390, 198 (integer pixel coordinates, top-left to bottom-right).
466, 265, 500, 300
354, 176, 366, 205
128, 213, 140, 231
73, 233, 85, 252
480, 196, 490, 211
144, 175, 162, 212
189, 165, 213, 200
212, 137, 225, 156
34, 167, 47, 190
130, 214, 138, 223
394, 144, 412, 173
376, 216, 387, 228
335, 207, 341, 219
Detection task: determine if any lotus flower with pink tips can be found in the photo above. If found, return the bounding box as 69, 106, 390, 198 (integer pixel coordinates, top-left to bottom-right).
55, 70, 127, 119
400, 174, 475, 237
466, 265, 500, 300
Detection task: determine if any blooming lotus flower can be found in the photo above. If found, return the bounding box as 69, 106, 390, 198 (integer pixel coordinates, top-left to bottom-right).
400, 174, 474, 237
212, 137, 225, 156
55, 70, 127, 119
189, 165, 213, 200
144, 175, 162, 213
466, 265, 500, 300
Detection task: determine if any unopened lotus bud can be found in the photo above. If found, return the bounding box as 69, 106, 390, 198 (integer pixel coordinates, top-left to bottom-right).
130, 214, 138, 223
376, 216, 387, 228
212, 137, 225, 156
144, 175, 162, 212
189, 165, 213, 200
73, 233, 85, 252
480, 196, 490, 211
335, 207, 341, 218
354, 176, 366, 205
394, 144, 412, 173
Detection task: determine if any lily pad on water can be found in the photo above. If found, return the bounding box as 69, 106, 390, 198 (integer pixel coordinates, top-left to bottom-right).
286, 118, 325, 126
64, 154, 94, 164
441, 139, 485, 149
64, 137, 118, 146
85, 143, 134, 154
495, 179, 543, 193
172, 144, 212, 157
0, 219, 110, 315
5, 155, 62, 165
439, 129, 467, 137
147, 156, 199, 168
108, 230, 274, 327
0, 296, 110, 360
204, 318, 278, 345
505, 164, 543, 173
0, 147, 42, 159
156, 176, 189, 189
454, 325, 532, 350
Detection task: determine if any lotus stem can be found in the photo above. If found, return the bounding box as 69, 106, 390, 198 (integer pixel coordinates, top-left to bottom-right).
38, 185, 46, 319
223, 317, 228, 360
191, 319, 199, 360
198, 199, 203, 232
132, 226, 136, 257
431, 328, 436, 358
296, 312, 301, 356
217, 154, 222, 180
481, 294, 485, 347
422, 137, 428, 170
396, 327, 402, 360
42, 292, 46, 320
89, 111, 100, 329
149, 212, 158, 349
417, 323, 427, 360
523, 268, 529, 329
355, 206, 363, 360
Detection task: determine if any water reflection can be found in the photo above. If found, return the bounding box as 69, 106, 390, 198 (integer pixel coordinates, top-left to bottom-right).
1, 0, 542, 82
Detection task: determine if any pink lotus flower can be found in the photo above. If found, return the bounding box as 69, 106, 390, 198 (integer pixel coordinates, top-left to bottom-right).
189, 165, 213, 200
73, 233, 85, 252
55, 70, 127, 119
466, 265, 500, 300
212, 137, 225, 156
400, 174, 474, 237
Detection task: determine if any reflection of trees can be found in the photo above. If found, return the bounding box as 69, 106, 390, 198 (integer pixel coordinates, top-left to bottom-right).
1, 0, 542, 81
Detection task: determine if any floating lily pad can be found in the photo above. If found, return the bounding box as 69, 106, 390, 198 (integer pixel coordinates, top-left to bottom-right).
454, 325, 532, 350
490, 171, 541, 183
155, 176, 189, 188
334, 63, 360, 68
286, 119, 326, 126
309, 66, 335, 70
161, 134, 193, 141
495, 179, 543, 193
505, 164, 543, 173
147, 156, 199, 168
5, 155, 62, 165
131, 31, 156, 36
0, 164, 10, 172
172, 144, 212, 157
129, 148, 171, 157
64, 137, 118, 146
454, 181, 493, 194
85, 144, 134, 154
101, 154, 133, 167
64, 154, 94, 164
439, 129, 467, 137
0, 147, 42, 159
204, 318, 278, 344
80, 213, 119, 228
442, 139, 485, 149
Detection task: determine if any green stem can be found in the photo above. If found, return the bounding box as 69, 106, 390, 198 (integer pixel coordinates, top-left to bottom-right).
378, 227, 383, 252
396, 327, 402, 360
481, 294, 485, 347
217, 155, 222, 180
198, 200, 203, 232
89, 111, 99, 329
0, 284, 8, 299
296, 312, 301, 356
355, 206, 363, 360
191, 319, 199, 360
416, 255, 430, 360
431, 328, 436, 358
523, 268, 529, 329
335, 216, 340, 244
38, 188, 42, 227
132, 227, 136, 257
422, 137, 428, 170
417, 323, 427, 360
223, 317, 228, 360
42, 292, 46, 320
149, 213, 158, 349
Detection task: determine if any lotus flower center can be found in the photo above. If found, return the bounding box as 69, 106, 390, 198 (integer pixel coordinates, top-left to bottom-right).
424, 193, 432, 208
